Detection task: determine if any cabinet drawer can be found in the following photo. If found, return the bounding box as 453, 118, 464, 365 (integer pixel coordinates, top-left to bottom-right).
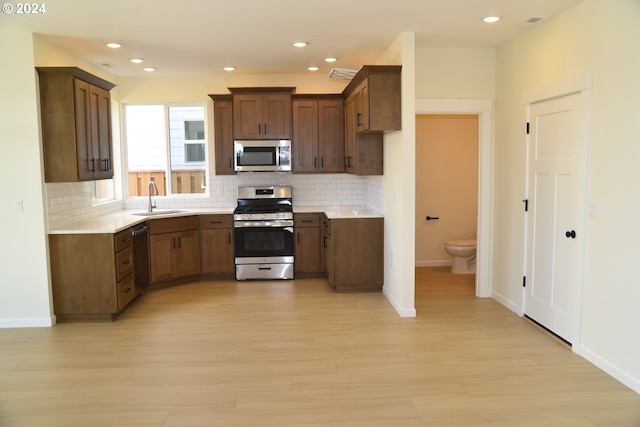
115, 246, 134, 281
117, 274, 136, 309
149, 216, 199, 234
200, 214, 233, 229
295, 213, 320, 227
115, 229, 133, 252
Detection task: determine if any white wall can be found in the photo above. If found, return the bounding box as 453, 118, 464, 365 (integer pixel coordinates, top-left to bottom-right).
494, 0, 640, 392
0, 32, 54, 326
415, 47, 495, 99
377, 33, 416, 317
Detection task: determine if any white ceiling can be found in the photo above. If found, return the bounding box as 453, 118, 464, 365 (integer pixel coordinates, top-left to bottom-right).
0, 0, 582, 76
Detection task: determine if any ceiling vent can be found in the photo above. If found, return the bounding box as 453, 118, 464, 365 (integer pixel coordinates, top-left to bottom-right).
329, 68, 358, 80
519, 17, 543, 27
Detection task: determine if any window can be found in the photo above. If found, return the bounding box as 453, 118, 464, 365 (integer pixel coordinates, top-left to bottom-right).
183, 120, 205, 163
93, 179, 114, 203
125, 104, 207, 196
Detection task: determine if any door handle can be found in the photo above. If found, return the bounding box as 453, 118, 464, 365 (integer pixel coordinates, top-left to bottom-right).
426, 216, 440, 221
565, 230, 576, 239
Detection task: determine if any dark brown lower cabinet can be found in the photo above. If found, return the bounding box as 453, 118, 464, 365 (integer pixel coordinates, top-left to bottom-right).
49, 228, 137, 321
149, 216, 201, 284
200, 214, 234, 275
324, 217, 384, 292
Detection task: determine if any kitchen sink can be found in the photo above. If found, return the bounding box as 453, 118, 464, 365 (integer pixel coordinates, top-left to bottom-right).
131, 209, 187, 216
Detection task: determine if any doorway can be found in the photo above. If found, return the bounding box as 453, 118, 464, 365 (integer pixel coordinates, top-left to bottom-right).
415, 99, 492, 299
415, 114, 478, 267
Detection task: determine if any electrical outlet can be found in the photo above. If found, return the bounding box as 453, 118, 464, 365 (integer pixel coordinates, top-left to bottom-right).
14, 199, 23, 213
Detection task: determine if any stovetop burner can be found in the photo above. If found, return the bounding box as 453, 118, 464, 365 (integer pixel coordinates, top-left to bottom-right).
234, 186, 293, 220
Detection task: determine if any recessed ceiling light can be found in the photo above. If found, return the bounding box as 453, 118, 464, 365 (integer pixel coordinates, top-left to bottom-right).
106, 43, 121, 49
324, 57, 337, 63
292, 42, 308, 48
483, 16, 501, 23
130, 58, 144, 64
308, 66, 319, 71
143, 67, 156, 72
224, 66, 236, 71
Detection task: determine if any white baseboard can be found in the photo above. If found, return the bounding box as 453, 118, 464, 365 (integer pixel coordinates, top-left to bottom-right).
491, 290, 523, 316
575, 345, 640, 394
0, 316, 56, 328
415, 260, 452, 268
383, 286, 416, 317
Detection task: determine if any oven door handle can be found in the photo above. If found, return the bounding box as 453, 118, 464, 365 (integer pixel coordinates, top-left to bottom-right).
234, 220, 295, 228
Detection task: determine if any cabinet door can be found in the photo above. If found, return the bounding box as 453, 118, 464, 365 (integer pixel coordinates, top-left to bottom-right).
292, 100, 319, 172
73, 79, 94, 180
233, 94, 262, 139
295, 227, 321, 273
318, 100, 344, 173
330, 218, 383, 291
354, 80, 370, 132
262, 93, 291, 139
92, 85, 113, 179
344, 94, 356, 174
174, 230, 201, 278
149, 233, 175, 283
201, 229, 234, 274
213, 99, 235, 174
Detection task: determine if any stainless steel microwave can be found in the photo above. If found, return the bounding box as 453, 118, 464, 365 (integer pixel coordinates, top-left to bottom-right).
234, 140, 292, 172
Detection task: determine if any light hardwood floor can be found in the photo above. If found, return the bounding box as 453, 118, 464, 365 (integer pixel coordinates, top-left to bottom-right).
1, 267, 639, 427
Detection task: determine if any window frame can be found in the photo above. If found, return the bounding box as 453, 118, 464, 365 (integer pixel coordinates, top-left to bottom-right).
123, 102, 209, 199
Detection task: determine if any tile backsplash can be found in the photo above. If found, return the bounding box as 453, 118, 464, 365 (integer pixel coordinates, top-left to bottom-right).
46, 173, 383, 228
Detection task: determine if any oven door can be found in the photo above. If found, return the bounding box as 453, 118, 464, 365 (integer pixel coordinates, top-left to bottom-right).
234, 220, 294, 261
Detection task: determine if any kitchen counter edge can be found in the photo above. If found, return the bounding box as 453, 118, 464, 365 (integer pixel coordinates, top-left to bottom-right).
48, 206, 383, 234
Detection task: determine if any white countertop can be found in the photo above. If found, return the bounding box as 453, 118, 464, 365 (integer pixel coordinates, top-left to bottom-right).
49, 206, 382, 234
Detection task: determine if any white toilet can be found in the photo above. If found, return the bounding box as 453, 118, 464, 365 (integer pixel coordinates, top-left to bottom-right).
444, 239, 477, 274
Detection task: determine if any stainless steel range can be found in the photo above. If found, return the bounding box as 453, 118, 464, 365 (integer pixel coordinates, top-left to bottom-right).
233, 186, 294, 280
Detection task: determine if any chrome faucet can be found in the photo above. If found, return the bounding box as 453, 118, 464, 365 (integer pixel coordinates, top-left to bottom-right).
148, 181, 158, 213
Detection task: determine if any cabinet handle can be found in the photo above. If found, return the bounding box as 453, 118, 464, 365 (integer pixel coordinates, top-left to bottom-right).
229, 158, 233, 169
314, 157, 317, 168
297, 232, 300, 244
258, 123, 261, 135
356, 112, 362, 127
124, 286, 132, 293
264, 123, 267, 135
123, 260, 131, 265
210, 221, 222, 224
172, 237, 176, 249
89, 158, 96, 172
178, 237, 182, 248
324, 236, 328, 248
228, 233, 231, 245
321, 157, 324, 168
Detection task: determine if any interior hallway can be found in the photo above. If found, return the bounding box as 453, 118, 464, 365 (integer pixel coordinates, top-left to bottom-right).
0, 268, 639, 426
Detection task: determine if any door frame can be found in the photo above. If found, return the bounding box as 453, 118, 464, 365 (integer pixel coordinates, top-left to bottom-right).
415, 98, 492, 298
521, 71, 593, 346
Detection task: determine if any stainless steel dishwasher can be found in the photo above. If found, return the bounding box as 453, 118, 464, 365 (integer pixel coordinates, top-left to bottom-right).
131, 223, 149, 291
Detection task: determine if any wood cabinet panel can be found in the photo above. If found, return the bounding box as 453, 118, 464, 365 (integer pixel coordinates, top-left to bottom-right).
293, 97, 344, 173
200, 215, 234, 275
49, 227, 138, 320
325, 218, 384, 292
149, 217, 201, 284
230, 88, 294, 140
294, 213, 323, 274
37, 67, 115, 182
211, 95, 235, 175
149, 216, 199, 235
149, 233, 175, 283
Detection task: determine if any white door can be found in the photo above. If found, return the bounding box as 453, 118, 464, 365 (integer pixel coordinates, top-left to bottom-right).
524, 91, 589, 344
